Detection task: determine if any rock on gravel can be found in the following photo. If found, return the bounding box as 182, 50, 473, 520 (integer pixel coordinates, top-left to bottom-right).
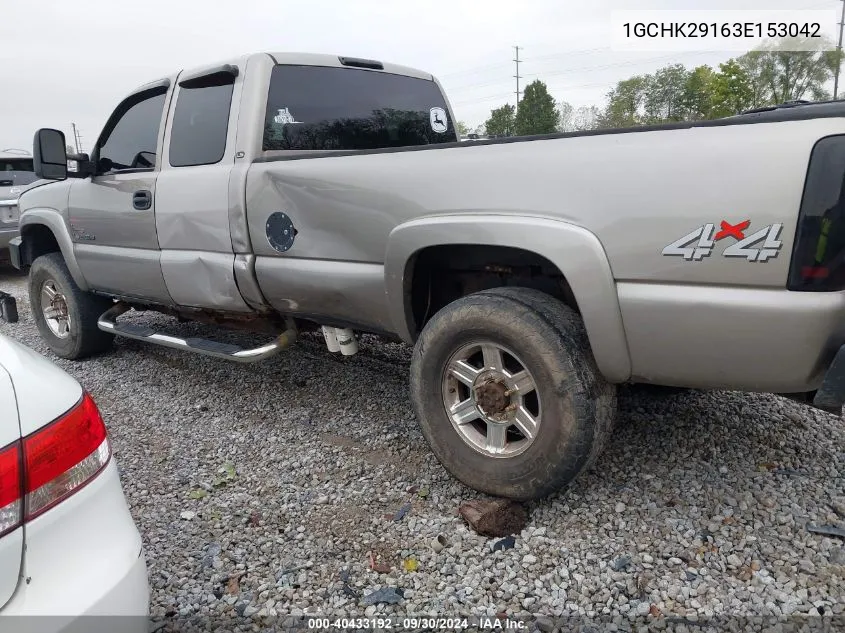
458, 499, 529, 537
1, 266, 844, 624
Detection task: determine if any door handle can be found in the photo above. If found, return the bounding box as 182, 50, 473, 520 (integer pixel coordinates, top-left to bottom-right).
132, 190, 152, 210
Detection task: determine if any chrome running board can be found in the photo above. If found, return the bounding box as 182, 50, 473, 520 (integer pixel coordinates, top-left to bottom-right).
97, 302, 296, 363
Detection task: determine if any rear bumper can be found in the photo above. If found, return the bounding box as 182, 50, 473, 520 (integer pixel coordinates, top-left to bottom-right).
0, 460, 149, 630
6, 237, 21, 269
0, 554, 150, 633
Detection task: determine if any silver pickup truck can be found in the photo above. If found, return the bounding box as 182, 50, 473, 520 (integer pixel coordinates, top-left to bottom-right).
9, 52, 845, 500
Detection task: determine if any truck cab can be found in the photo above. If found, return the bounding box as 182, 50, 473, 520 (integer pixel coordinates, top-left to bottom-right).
12, 52, 458, 317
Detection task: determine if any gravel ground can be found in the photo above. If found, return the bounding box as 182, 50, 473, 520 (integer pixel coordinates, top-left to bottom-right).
1, 265, 844, 632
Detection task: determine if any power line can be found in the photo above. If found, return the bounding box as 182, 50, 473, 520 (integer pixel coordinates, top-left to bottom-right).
451, 93, 514, 106
437, 61, 511, 79
448, 50, 717, 96
452, 78, 616, 107
522, 47, 608, 63
452, 53, 720, 107
437, 46, 611, 82
442, 46, 706, 92
513, 46, 523, 110
523, 50, 717, 80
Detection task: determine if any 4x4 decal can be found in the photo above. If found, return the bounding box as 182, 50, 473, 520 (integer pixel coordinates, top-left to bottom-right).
662, 220, 783, 262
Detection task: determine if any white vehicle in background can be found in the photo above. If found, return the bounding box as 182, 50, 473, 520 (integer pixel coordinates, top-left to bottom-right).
0, 150, 45, 261
0, 334, 149, 631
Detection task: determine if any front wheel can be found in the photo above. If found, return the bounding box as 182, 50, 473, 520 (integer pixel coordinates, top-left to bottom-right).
409, 287, 617, 501
29, 252, 115, 359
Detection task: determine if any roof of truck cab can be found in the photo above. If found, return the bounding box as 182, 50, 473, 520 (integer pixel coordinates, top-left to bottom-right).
0, 149, 31, 159
122, 51, 437, 107
265, 52, 434, 81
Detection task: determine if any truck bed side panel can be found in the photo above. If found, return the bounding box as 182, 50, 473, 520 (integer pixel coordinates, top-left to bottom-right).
247, 118, 844, 287
618, 282, 845, 392
245, 117, 845, 390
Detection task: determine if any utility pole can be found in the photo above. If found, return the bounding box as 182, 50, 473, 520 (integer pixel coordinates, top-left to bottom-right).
513, 46, 523, 111
835, 0, 845, 99
71, 123, 83, 153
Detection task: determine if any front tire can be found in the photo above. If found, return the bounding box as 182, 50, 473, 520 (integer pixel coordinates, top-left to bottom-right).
409, 287, 617, 501
29, 252, 115, 359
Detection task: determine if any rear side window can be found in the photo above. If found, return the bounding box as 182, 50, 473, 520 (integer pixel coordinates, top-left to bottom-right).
1, 159, 33, 172
262, 65, 456, 151
169, 74, 235, 167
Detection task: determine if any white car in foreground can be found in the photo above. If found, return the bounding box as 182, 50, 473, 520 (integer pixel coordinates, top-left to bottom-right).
0, 333, 149, 632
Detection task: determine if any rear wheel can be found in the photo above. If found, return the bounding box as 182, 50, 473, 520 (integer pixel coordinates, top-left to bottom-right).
29, 253, 115, 359
409, 287, 617, 500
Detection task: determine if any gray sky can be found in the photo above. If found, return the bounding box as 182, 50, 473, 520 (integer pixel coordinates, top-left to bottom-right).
1, 0, 841, 150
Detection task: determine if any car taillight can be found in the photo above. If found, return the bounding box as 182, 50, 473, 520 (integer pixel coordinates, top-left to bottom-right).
788, 134, 845, 291
0, 392, 110, 535
0, 442, 21, 537
0, 201, 19, 226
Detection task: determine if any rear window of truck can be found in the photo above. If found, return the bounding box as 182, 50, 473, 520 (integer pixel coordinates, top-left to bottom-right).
262, 65, 457, 151
0, 159, 38, 186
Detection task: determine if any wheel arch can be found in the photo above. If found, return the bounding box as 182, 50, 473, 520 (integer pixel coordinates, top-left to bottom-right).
19, 209, 89, 291
384, 214, 632, 383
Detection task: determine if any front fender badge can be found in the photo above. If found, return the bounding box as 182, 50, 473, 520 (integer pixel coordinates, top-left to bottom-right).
662, 220, 783, 262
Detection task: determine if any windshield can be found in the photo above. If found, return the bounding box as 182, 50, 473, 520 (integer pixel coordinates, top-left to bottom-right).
0, 159, 38, 187
262, 65, 457, 151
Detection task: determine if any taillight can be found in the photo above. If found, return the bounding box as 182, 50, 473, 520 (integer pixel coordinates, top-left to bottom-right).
789, 134, 845, 291
0, 392, 110, 535
0, 442, 21, 537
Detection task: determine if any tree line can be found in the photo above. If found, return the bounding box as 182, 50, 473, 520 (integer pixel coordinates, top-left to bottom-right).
460, 37, 842, 138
